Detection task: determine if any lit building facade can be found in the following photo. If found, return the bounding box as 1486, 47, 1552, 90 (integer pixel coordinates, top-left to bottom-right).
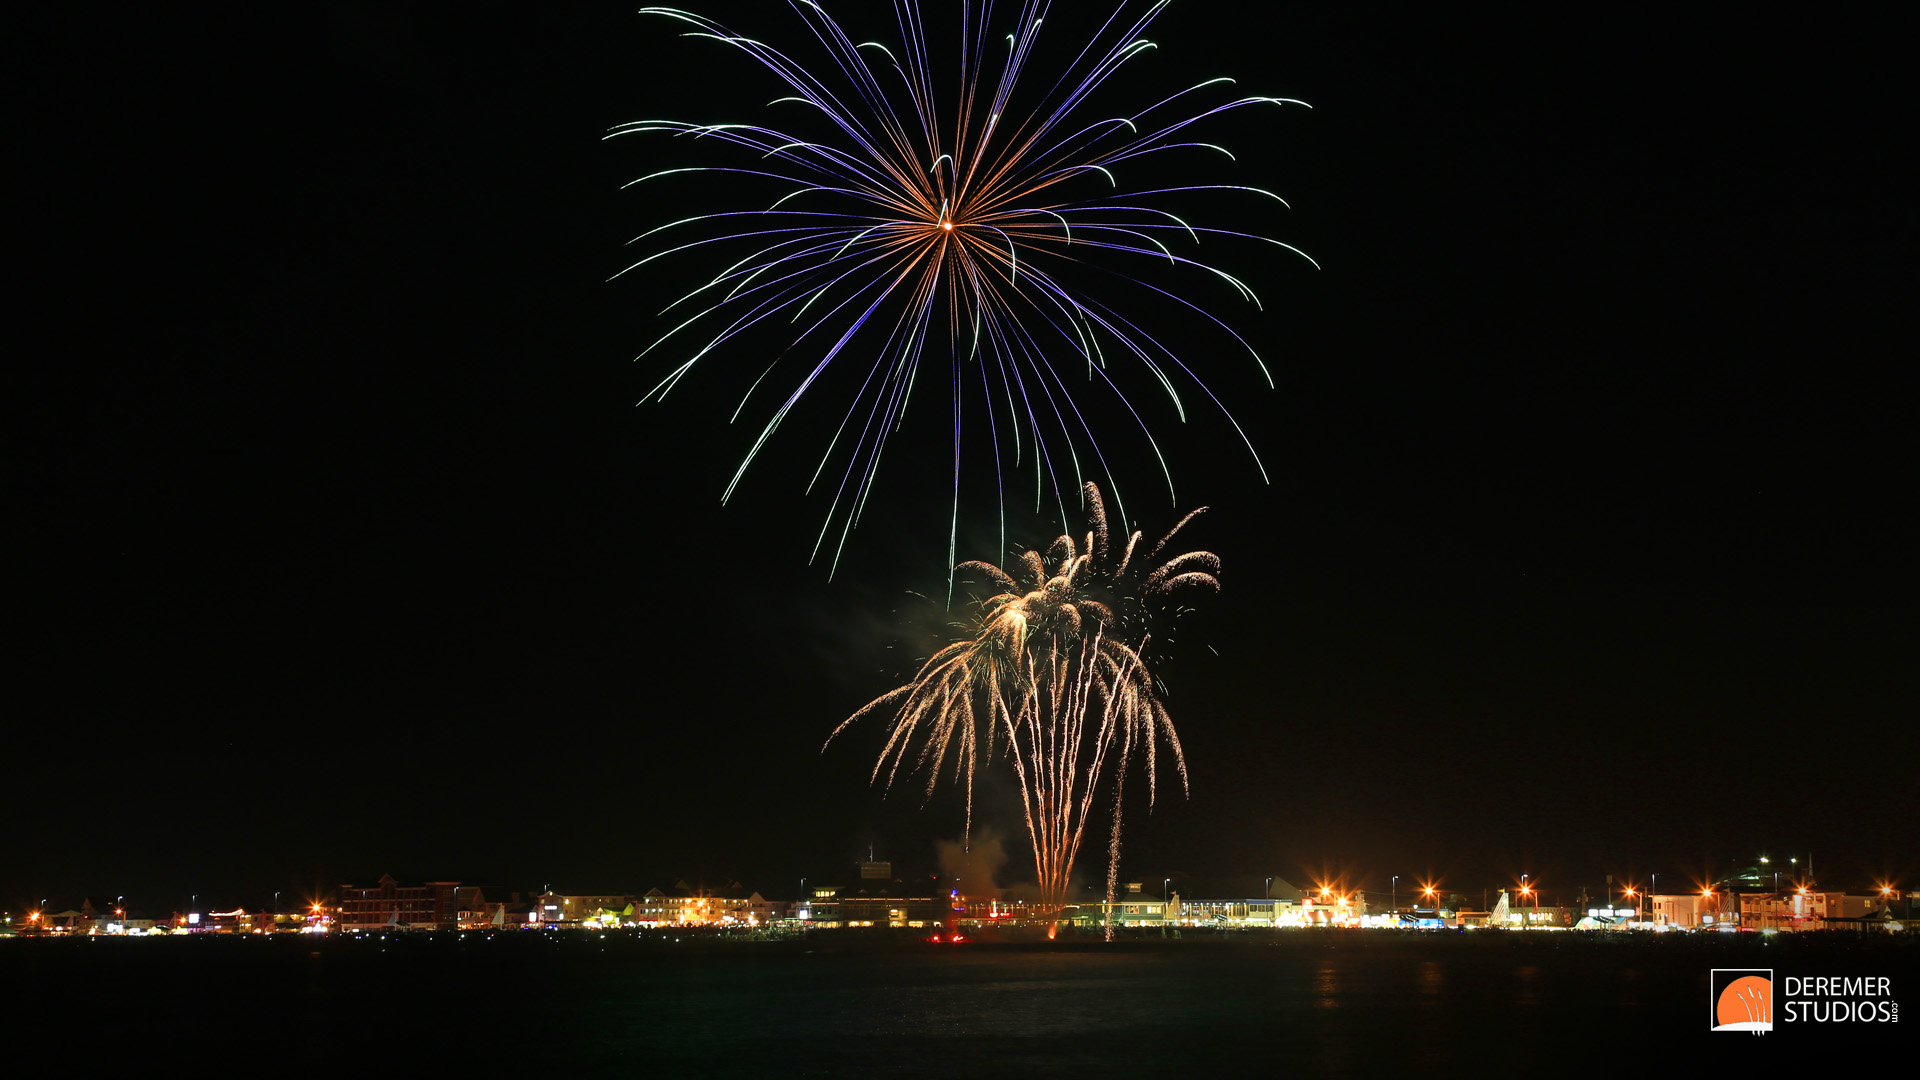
532, 892, 634, 926
338, 874, 462, 930
637, 887, 778, 926
1068, 883, 1172, 928
1647, 892, 1715, 928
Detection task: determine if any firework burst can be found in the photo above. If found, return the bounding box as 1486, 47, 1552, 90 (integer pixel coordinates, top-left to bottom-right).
612, 1, 1311, 572
828, 482, 1216, 925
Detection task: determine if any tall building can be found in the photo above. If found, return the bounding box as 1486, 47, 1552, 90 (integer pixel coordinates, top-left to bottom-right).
337, 874, 462, 930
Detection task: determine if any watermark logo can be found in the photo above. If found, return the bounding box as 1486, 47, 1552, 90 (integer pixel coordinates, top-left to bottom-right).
1780, 977, 1900, 1024
1711, 969, 1773, 1033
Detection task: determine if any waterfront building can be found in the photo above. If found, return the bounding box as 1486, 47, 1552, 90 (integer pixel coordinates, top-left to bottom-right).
1735, 889, 1837, 930
1646, 892, 1715, 928
337, 874, 462, 930
803, 859, 943, 928
796, 883, 840, 925
1490, 890, 1571, 928
954, 895, 1050, 927
636, 885, 780, 926
1574, 904, 1638, 930
1067, 882, 1173, 928
41, 905, 89, 933
802, 879, 940, 928
1824, 892, 1909, 932
532, 891, 635, 926
1714, 889, 1905, 932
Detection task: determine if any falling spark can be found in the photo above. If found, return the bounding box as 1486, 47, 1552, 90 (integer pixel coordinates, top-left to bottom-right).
829, 482, 1217, 924
612, 3, 1311, 572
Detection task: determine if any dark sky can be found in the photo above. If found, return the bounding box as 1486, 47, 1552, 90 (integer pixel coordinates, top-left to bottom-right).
12, 2, 1911, 914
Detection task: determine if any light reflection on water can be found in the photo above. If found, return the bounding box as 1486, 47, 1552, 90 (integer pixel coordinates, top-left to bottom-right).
16, 931, 1913, 1070
1418, 958, 1443, 998
1313, 964, 1340, 1009
1513, 962, 1541, 1007
576, 939, 1720, 1073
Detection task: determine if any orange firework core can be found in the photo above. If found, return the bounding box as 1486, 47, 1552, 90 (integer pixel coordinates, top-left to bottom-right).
941, 220, 953, 230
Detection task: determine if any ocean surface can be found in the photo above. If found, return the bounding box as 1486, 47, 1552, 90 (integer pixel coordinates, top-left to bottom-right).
6, 928, 1912, 1071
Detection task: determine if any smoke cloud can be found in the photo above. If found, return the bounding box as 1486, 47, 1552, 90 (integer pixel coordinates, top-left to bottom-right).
935, 828, 1009, 901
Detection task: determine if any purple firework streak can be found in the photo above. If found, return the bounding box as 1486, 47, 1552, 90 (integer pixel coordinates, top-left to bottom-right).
610, 1, 1314, 573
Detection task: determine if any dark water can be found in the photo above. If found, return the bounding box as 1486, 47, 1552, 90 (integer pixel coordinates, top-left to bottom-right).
6, 930, 1912, 1071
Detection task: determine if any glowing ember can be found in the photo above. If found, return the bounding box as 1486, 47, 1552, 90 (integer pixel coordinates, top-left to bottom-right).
832, 483, 1216, 928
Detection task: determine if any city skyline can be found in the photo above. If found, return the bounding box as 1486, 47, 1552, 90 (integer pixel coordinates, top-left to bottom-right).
14, 852, 1908, 928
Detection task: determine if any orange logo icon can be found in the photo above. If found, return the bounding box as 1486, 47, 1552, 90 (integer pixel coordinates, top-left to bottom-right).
1712, 970, 1773, 1033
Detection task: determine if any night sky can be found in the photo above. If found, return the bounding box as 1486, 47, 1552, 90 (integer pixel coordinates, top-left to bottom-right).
13, 3, 1911, 914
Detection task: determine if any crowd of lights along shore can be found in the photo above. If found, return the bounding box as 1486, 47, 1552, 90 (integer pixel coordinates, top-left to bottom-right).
831, 483, 1216, 931
610, 1, 1314, 571
10, 869, 1907, 936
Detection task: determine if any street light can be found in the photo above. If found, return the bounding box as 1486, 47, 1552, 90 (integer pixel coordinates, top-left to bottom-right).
1163, 878, 1173, 924
1392, 875, 1399, 916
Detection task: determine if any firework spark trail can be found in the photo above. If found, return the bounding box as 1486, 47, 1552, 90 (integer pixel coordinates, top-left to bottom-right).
829, 483, 1213, 922
614, 2, 1311, 573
